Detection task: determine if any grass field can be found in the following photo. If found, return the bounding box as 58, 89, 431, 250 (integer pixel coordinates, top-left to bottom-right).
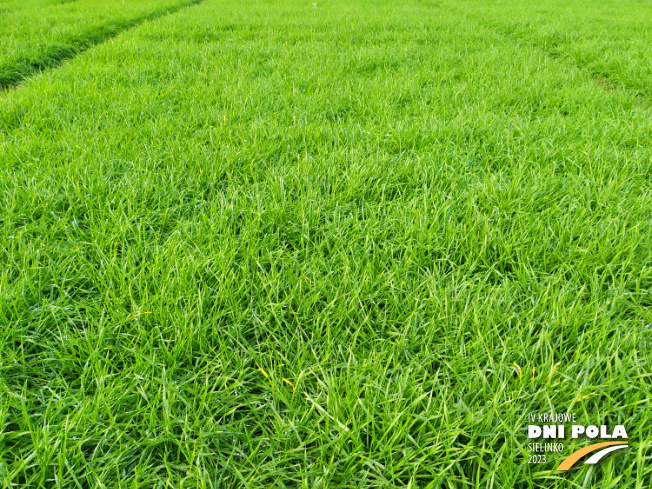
455, 0, 652, 97
0, 0, 198, 89
1, 0, 651, 487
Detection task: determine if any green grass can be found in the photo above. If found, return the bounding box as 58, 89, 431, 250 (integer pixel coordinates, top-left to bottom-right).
1, 0, 651, 487
455, 0, 652, 97
0, 0, 199, 89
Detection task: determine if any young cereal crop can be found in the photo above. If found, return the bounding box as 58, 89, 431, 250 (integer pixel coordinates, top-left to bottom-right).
454, 0, 652, 97
0, 0, 650, 487
0, 0, 200, 89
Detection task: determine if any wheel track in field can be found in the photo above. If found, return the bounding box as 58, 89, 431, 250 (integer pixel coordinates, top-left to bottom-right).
0, 0, 203, 92
449, 4, 650, 103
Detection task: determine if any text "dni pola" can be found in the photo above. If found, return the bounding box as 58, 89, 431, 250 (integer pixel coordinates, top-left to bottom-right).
528, 425, 628, 439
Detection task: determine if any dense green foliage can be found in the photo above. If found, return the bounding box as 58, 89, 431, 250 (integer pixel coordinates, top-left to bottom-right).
0, 0, 198, 89
456, 0, 652, 97
1, 0, 650, 487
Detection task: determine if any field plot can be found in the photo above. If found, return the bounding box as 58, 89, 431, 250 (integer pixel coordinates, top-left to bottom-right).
1, 0, 651, 487
456, 0, 652, 97
0, 0, 199, 89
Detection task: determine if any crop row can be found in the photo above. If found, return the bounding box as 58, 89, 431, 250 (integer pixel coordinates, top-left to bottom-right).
453, 0, 652, 97
0, 0, 199, 89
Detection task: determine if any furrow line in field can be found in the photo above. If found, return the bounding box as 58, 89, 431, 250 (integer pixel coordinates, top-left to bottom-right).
454, 8, 650, 103
0, 0, 203, 92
